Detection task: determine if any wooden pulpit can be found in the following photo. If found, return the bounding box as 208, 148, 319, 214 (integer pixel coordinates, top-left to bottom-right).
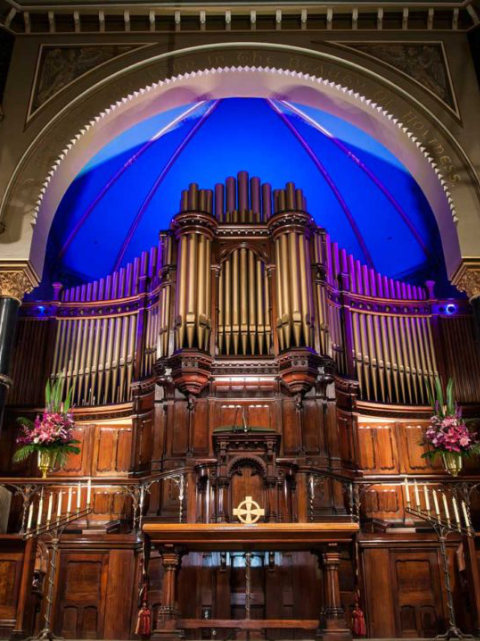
143, 522, 359, 641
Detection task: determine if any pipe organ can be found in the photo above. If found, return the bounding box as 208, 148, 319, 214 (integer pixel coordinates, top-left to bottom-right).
9, 171, 473, 408
2, 172, 480, 641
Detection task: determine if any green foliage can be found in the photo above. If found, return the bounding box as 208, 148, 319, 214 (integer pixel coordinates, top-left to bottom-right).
427, 376, 456, 418
12, 444, 37, 463
12, 442, 80, 467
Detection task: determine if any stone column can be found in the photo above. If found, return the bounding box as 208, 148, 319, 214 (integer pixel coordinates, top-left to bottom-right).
0, 265, 36, 432
454, 262, 480, 351
316, 548, 352, 641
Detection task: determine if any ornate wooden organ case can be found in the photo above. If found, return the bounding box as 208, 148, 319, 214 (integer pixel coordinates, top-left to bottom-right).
1, 172, 480, 640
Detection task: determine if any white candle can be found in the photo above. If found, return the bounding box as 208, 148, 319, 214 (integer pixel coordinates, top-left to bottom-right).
404, 478, 411, 504
414, 481, 420, 508
77, 482, 81, 510
433, 490, 440, 519
462, 501, 471, 528
87, 479, 92, 507
57, 491, 63, 519
27, 503, 34, 531
452, 497, 461, 527
442, 493, 450, 521
423, 485, 430, 511
46, 493, 53, 524
67, 487, 72, 514
37, 492, 44, 527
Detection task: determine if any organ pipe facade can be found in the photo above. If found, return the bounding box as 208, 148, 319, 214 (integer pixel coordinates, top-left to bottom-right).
7, 171, 477, 408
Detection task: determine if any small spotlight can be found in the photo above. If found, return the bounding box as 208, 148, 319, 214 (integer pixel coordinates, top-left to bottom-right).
445, 303, 457, 315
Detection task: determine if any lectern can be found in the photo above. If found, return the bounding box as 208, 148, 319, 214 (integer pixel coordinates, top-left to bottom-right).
143, 521, 359, 640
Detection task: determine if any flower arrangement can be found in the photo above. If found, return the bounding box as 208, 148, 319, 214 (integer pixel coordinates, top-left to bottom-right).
422, 377, 480, 476
13, 375, 80, 477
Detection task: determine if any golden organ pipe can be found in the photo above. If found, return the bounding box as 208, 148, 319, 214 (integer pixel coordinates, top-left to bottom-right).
232, 249, 239, 355
365, 312, 378, 401
386, 315, 400, 402
177, 235, 188, 349
119, 315, 129, 402
186, 233, 197, 348
90, 318, 101, 405
197, 234, 206, 349
288, 232, 302, 347
240, 248, 248, 354
264, 262, 271, 352
248, 250, 256, 355
205, 238, 212, 350
280, 234, 291, 349
373, 314, 385, 402
274, 239, 284, 352
96, 318, 108, 405
379, 314, 393, 402
225, 257, 232, 355
256, 257, 264, 355
218, 265, 224, 354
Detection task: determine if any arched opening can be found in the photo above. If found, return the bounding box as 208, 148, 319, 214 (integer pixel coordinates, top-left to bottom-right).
41, 96, 452, 299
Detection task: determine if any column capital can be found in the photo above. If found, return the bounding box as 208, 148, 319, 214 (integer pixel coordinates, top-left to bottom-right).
0, 262, 39, 303
452, 259, 480, 301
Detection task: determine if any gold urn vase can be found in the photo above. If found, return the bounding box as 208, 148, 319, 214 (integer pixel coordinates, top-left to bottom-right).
442, 452, 463, 477
37, 450, 56, 479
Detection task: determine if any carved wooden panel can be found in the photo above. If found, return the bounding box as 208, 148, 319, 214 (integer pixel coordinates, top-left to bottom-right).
0, 560, 17, 608
357, 423, 398, 472
391, 552, 443, 637
55, 553, 108, 639
192, 400, 209, 455
92, 424, 133, 476
281, 400, 301, 455
362, 486, 402, 520
172, 402, 189, 456
400, 423, 442, 475
337, 413, 355, 468
303, 400, 323, 454
0, 538, 35, 640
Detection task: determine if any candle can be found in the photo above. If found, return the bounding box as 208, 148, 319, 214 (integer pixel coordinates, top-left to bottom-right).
433, 490, 440, 519
442, 493, 450, 521
414, 481, 420, 508
46, 493, 53, 524
462, 501, 471, 528
37, 491, 44, 527
87, 479, 91, 507
67, 487, 72, 514
27, 503, 34, 531
57, 491, 63, 520
452, 497, 461, 527
404, 478, 411, 504
77, 482, 81, 510
423, 485, 430, 511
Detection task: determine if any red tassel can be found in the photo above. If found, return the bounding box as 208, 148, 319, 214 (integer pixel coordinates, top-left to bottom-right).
135, 605, 152, 637
352, 590, 367, 637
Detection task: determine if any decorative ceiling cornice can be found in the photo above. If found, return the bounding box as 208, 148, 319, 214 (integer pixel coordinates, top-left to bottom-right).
1, 0, 479, 34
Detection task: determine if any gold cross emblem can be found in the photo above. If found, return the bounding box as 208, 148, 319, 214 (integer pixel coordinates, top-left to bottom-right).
233, 496, 265, 524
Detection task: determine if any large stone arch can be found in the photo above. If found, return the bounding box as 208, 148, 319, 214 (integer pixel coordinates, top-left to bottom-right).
1, 41, 479, 293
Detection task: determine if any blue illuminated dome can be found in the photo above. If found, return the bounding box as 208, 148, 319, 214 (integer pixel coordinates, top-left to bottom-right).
42, 97, 450, 295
